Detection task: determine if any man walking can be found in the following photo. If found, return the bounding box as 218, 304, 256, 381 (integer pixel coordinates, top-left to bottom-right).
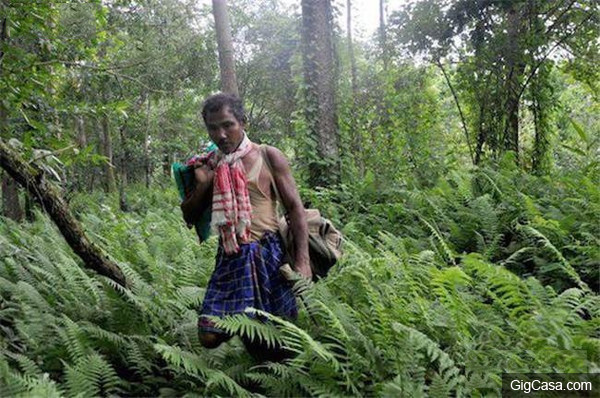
181, 93, 310, 355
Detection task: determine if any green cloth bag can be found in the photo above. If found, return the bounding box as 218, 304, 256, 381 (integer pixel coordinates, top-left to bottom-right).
172, 161, 212, 243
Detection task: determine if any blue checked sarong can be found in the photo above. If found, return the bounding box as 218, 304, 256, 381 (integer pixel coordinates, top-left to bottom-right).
198, 231, 298, 334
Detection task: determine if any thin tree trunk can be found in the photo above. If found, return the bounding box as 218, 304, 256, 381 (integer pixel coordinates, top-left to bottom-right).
100, 114, 116, 192
503, 4, 525, 163
212, 0, 239, 96
0, 96, 22, 221
436, 59, 475, 164
144, 94, 151, 188
347, 0, 357, 99
76, 115, 86, 148
0, 13, 23, 221
301, 0, 339, 187
118, 126, 129, 212
346, 0, 363, 175
475, 103, 486, 164
0, 139, 127, 286
379, 0, 388, 70
72, 115, 86, 191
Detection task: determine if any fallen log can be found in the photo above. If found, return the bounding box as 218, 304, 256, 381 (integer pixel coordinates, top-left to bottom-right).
0, 139, 127, 287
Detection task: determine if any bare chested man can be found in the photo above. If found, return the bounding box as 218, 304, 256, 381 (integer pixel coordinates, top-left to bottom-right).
181, 93, 311, 356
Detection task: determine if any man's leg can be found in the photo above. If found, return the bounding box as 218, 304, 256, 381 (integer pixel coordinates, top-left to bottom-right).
240, 335, 293, 362
199, 331, 231, 349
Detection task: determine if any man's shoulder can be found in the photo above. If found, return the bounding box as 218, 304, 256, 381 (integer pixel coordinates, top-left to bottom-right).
259, 145, 285, 165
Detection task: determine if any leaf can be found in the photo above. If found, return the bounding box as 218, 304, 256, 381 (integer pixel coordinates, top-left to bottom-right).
569, 118, 589, 146
560, 143, 586, 157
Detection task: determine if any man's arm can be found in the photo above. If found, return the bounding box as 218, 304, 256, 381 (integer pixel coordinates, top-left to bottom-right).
265, 146, 311, 279
181, 165, 214, 226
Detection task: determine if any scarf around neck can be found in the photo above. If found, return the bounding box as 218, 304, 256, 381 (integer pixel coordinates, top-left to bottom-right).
210, 133, 253, 254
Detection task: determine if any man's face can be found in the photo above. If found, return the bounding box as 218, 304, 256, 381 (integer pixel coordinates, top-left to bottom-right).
204, 105, 245, 154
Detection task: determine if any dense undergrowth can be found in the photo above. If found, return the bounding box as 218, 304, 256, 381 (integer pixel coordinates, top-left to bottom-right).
0, 162, 598, 396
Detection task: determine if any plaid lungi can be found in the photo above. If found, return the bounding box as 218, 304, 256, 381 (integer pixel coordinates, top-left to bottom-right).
198, 231, 298, 334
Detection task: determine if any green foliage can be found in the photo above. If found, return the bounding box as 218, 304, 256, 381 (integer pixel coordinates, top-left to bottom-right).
2, 168, 598, 396
1, 0, 599, 396
390, 0, 599, 168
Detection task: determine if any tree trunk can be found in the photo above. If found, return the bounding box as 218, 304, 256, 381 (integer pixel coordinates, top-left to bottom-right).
347, 0, 357, 100
379, 0, 388, 70
100, 114, 116, 192
0, 14, 23, 221
0, 138, 127, 286
531, 66, 551, 174
76, 115, 86, 148
436, 59, 474, 164
2, 171, 23, 221
118, 126, 129, 212
144, 94, 151, 188
346, 0, 363, 176
301, 0, 340, 187
503, 4, 526, 163
475, 102, 486, 164
212, 0, 239, 97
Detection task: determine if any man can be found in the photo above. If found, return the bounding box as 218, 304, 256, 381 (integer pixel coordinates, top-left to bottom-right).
181, 93, 311, 353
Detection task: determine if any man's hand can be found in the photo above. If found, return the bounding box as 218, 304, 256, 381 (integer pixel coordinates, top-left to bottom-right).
193, 163, 214, 185
181, 162, 214, 225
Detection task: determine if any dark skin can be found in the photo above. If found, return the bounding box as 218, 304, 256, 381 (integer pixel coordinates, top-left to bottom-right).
181, 105, 310, 349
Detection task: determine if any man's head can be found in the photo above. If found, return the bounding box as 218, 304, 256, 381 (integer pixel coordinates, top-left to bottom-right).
201, 93, 246, 154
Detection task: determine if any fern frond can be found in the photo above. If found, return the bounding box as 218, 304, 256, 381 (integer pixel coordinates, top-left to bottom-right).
4, 352, 42, 378
153, 343, 210, 378
58, 315, 90, 363
392, 322, 464, 395
516, 224, 588, 291
419, 217, 456, 266
245, 308, 341, 370
65, 353, 122, 397
463, 254, 537, 320
380, 374, 427, 398
170, 286, 206, 310
204, 370, 251, 398
80, 322, 129, 348
211, 314, 285, 349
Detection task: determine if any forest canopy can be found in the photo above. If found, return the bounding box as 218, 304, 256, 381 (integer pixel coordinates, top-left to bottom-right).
0, 0, 598, 396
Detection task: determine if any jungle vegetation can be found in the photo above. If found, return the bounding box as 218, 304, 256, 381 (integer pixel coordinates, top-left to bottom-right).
0, 0, 598, 396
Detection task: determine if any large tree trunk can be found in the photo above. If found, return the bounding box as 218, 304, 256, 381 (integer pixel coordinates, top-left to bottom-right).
212, 0, 239, 97
0, 138, 127, 286
301, 0, 340, 187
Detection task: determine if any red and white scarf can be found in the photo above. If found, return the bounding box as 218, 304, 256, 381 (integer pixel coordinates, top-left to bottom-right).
210, 133, 253, 254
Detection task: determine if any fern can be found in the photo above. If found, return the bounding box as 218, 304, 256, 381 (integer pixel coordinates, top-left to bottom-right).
516, 224, 589, 291
211, 314, 285, 349
64, 353, 122, 397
